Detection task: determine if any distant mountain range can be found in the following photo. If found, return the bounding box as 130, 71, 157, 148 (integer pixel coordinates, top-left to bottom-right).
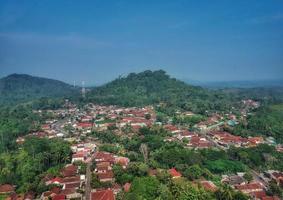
183, 79, 283, 89
0, 71, 282, 108
0, 74, 79, 105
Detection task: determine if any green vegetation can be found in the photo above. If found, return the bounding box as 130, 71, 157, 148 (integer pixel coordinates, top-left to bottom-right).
88, 70, 236, 114
0, 105, 41, 153
0, 74, 78, 106
0, 137, 71, 193
227, 103, 283, 142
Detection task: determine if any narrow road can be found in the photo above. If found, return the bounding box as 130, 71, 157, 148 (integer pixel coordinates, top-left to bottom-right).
85, 161, 92, 200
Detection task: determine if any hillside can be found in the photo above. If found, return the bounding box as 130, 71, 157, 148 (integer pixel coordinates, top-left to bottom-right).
0, 74, 79, 105
88, 70, 235, 113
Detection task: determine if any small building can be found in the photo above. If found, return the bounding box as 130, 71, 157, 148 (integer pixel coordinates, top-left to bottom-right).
168, 168, 182, 179
0, 184, 14, 194
90, 189, 115, 200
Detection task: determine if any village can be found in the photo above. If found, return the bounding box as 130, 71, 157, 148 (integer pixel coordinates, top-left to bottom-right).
1, 99, 282, 200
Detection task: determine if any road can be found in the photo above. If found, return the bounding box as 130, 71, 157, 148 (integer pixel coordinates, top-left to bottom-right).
85, 161, 92, 200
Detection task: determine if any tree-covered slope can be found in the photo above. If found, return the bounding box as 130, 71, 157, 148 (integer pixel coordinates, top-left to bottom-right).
0, 74, 79, 105
88, 70, 235, 113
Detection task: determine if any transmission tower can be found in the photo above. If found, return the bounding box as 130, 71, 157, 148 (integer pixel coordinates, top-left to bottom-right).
82, 81, 86, 98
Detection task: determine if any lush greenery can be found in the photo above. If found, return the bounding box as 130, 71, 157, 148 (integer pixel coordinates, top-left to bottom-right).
0, 74, 78, 105
0, 137, 71, 193
229, 104, 283, 142
88, 70, 236, 114
0, 105, 41, 153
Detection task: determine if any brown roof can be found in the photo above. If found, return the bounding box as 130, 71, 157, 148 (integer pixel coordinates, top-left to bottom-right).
91, 189, 114, 200
61, 165, 78, 177
64, 182, 80, 189
97, 171, 114, 180
62, 176, 80, 184
96, 162, 111, 168
60, 188, 76, 195
0, 184, 14, 193
200, 181, 217, 192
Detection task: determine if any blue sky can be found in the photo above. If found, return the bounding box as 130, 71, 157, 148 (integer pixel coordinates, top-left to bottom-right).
0, 0, 283, 85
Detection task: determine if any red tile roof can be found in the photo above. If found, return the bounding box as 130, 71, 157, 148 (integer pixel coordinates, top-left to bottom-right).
77, 122, 93, 128
50, 177, 63, 184
123, 183, 131, 192
235, 182, 264, 192
168, 168, 182, 178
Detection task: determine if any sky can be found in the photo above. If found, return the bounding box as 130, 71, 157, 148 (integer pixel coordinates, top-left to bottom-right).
0, 0, 283, 85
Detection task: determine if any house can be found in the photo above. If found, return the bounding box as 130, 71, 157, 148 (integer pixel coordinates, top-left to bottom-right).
177, 130, 195, 140
76, 122, 93, 130
168, 168, 182, 179
265, 170, 283, 186
235, 182, 264, 194
248, 137, 264, 147
52, 194, 66, 200
96, 162, 112, 173
187, 136, 213, 149
222, 175, 246, 186
61, 164, 78, 177
97, 171, 114, 182
46, 177, 63, 185
94, 152, 115, 164
123, 183, 131, 192
60, 188, 82, 200
114, 157, 130, 169
0, 184, 14, 194
71, 151, 87, 163
199, 181, 217, 192
91, 189, 115, 200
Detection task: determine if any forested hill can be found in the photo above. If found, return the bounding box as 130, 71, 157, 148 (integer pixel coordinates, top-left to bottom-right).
87, 70, 235, 113
0, 74, 79, 105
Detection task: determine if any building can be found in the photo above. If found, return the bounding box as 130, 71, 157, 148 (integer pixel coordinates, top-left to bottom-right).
90, 189, 115, 200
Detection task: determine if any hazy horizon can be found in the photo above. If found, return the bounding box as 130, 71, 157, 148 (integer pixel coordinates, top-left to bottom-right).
1, 0, 283, 85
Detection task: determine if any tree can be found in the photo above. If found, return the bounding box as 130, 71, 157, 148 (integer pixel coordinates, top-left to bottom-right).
243, 172, 253, 183
139, 143, 149, 163
267, 180, 283, 198
184, 165, 203, 180
215, 185, 233, 200
124, 176, 160, 200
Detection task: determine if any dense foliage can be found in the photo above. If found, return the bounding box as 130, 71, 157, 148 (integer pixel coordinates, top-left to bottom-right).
0, 105, 41, 153
229, 104, 283, 142
0, 137, 71, 193
0, 74, 78, 105
88, 70, 236, 114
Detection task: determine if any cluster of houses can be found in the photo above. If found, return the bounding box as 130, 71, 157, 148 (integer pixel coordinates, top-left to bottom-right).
4, 100, 283, 200
208, 131, 264, 148
221, 173, 281, 200
90, 151, 130, 200
42, 164, 85, 200
71, 142, 96, 163
164, 123, 265, 149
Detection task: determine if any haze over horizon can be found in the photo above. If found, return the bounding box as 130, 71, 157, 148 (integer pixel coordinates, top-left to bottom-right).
1, 0, 283, 85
